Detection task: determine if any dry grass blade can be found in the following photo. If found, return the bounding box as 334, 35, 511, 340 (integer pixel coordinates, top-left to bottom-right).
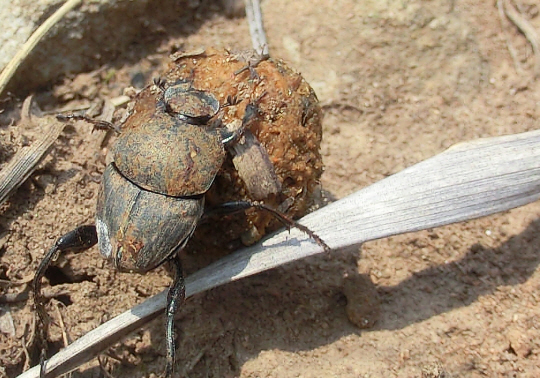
17, 129, 540, 378
0, 116, 66, 207
0, 0, 83, 96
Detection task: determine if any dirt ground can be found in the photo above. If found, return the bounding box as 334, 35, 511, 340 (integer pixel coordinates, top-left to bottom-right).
1, 0, 540, 377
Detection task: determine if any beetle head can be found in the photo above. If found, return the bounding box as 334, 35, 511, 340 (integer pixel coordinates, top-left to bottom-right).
162, 81, 220, 125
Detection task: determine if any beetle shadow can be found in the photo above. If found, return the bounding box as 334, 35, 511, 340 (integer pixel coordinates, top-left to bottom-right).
374, 218, 540, 331
158, 216, 540, 377
72, 216, 540, 378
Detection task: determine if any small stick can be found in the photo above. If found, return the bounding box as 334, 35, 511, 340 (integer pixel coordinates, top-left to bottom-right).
0, 287, 70, 304
21, 316, 36, 372
502, 0, 540, 77
497, 0, 523, 74
54, 302, 70, 349
0, 0, 83, 96
97, 356, 115, 378
244, 0, 269, 55
0, 273, 36, 285
21, 335, 32, 372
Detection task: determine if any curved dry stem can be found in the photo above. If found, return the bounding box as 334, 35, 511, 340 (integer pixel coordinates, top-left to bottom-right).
0, 0, 83, 96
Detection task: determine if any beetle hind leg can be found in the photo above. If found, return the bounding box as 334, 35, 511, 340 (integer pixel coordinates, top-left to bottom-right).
164, 254, 185, 378
33, 225, 98, 377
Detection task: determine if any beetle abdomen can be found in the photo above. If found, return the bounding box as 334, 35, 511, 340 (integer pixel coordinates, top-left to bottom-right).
96, 164, 204, 273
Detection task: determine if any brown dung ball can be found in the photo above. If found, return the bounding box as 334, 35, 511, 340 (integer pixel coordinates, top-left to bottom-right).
163, 48, 324, 269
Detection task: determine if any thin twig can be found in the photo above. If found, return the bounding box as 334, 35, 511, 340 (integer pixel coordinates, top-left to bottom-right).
52, 301, 69, 348
244, 0, 269, 55
502, 0, 540, 77
0, 287, 71, 304
97, 356, 116, 378
0, 274, 36, 285
21, 316, 36, 372
21, 335, 32, 372
0, 0, 83, 96
497, 0, 524, 74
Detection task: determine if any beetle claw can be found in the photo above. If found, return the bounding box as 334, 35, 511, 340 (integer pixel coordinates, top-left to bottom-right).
153, 77, 167, 91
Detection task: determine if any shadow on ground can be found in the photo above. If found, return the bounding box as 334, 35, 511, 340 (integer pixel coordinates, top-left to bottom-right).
76, 215, 540, 377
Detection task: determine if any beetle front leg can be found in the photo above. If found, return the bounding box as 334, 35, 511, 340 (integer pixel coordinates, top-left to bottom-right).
220, 91, 266, 147
56, 114, 121, 134
32, 225, 98, 377
164, 254, 185, 378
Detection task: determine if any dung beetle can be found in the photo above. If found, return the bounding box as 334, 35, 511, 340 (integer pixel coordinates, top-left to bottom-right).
32, 78, 330, 378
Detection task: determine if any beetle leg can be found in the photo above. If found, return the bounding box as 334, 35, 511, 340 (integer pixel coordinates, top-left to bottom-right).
153, 77, 167, 92
221, 92, 266, 148
203, 200, 331, 253
233, 50, 270, 79
32, 225, 98, 377
164, 254, 185, 378
56, 114, 121, 134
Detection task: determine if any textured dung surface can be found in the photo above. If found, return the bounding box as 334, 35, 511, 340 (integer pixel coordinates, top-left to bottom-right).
162, 48, 324, 264
165, 48, 323, 214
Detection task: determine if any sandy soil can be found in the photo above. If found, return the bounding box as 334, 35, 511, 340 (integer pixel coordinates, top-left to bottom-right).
1, 0, 540, 377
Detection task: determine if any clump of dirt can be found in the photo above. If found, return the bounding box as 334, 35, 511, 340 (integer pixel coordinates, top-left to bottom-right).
163, 48, 324, 268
